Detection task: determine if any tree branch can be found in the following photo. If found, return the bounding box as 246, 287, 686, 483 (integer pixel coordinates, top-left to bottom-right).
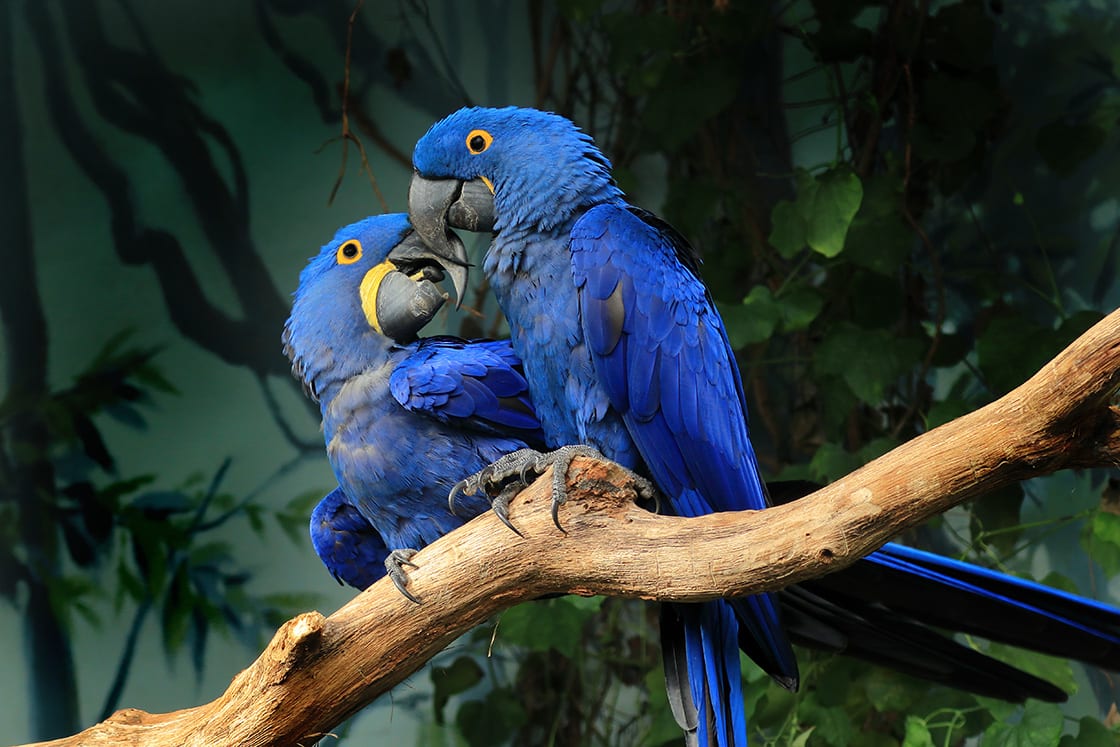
21, 307, 1120, 747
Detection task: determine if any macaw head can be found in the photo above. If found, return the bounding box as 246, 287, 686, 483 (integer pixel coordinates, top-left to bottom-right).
283, 213, 459, 402
409, 106, 622, 275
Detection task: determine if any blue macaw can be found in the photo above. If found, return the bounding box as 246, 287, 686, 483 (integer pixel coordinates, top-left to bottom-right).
285, 213, 1120, 736
282, 213, 542, 599
405, 106, 1120, 745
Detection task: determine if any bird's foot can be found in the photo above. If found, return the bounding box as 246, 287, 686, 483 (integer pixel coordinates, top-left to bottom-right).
450, 445, 659, 533
385, 548, 421, 604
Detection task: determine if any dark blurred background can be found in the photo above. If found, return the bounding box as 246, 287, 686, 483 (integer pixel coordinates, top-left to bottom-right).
2, 1, 1119, 745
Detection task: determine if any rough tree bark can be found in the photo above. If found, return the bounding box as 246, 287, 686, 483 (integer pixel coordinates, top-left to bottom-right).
19, 308, 1120, 747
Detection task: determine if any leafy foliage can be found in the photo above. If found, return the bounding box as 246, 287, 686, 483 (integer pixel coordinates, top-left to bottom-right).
0, 334, 319, 722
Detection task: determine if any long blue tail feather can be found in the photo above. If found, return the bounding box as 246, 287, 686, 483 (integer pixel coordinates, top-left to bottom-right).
828, 544, 1120, 665
879, 542, 1120, 631
677, 602, 750, 747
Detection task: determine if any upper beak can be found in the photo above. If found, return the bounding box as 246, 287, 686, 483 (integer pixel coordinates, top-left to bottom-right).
407, 173, 496, 307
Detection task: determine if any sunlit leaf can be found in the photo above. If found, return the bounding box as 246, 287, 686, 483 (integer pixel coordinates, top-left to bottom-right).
805, 168, 863, 257
981, 700, 1063, 747
902, 716, 934, 747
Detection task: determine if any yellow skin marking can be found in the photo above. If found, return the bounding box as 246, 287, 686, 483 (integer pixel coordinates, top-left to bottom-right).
464, 128, 495, 194
359, 260, 396, 334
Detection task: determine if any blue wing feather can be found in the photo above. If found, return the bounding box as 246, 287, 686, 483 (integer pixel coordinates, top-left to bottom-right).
310, 487, 390, 590
391, 337, 544, 439
572, 203, 800, 704
571, 204, 772, 514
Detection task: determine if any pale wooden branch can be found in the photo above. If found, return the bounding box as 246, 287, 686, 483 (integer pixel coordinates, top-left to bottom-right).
20, 308, 1120, 747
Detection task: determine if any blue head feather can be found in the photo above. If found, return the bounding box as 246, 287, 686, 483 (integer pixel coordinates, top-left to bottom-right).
283, 213, 412, 402
413, 107, 623, 235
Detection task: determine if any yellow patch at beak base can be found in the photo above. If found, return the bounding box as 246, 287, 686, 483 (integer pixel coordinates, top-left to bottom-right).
359, 260, 396, 334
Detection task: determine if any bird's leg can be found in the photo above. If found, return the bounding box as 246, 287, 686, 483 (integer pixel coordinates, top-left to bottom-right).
385, 549, 421, 604
449, 445, 661, 533
448, 447, 542, 533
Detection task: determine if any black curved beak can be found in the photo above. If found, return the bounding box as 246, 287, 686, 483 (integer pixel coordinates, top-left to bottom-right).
375, 231, 452, 342
407, 172, 496, 307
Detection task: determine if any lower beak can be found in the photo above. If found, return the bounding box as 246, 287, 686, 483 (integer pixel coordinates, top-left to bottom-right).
407, 173, 496, 306
371, 269, 447, 342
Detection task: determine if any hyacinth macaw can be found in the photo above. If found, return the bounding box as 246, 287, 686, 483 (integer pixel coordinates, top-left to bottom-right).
285, 213, 1120, 729
282, 213, 542, 599
406, 106, 1120, 745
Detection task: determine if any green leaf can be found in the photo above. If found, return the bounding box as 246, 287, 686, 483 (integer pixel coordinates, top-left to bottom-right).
116, 561, 146, 605
809, 442, 863, 483
842, 174, 913, 275
981, 700, 1063, 747
456, 688, 527, 747
974, 694, 1018, 723
864, 669, 921, 713
432, 656, 484, 724
1059, 716, 1119, 747
798, 693, 853, 746
1083, 511, 1120, 576
752, 684, 797, 734
161, 566, 194, 655
805, 168, 863, 257
790, 726, 815, 747
778, 287, 824, 332
494, 597, 591, 658
902, 716, 934, 747
134, 362, 180, 396
987, 644, 1077, 696
976, 313, 1061, 395
719, 286, 782, 347
814, 323, 925, 404
770, 199, 807, 258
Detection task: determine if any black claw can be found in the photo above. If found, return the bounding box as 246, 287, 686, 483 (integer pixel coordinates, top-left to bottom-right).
392, 575, 422, 605
386, 550, 422, 604
492, 484, 525, 537
448, 479, 470, 515
551, 500, 567, 534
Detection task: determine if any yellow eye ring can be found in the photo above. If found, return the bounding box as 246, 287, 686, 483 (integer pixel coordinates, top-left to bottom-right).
466, 129, 493, 154
336, 239, 363, 265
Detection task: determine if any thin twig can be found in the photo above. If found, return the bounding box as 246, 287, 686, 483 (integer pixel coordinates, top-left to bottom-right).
317, 0, 389, 211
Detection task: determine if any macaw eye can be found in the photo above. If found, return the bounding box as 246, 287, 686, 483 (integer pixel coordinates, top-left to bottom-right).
337, 239, 363, 265
466, 129, 493, 154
